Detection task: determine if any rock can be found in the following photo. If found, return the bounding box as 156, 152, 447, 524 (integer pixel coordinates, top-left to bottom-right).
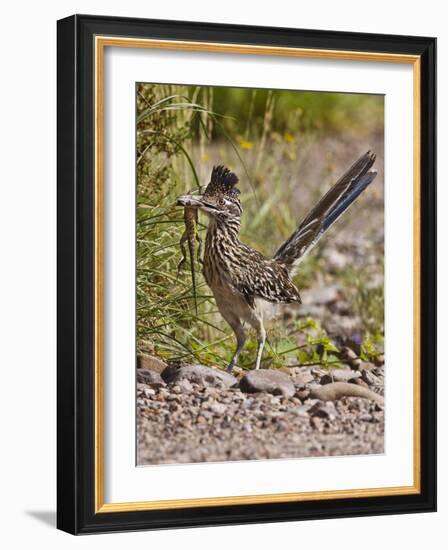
374, 354, 385, 366
296, 304, 325, 318
308, 400, 338, 419
296, 389, 311, 401
324, 316, 362, 339
290, 397, 302, 406
331, 300, 351, 316
137, 383, 156, 397
240, 369, 295, 398
176, 378, 193, 392
361, 369, 379, 386
303, 285, 339, 305
310, 382, 384, 405
349, 377, 369, 388
372, 366, 384, 378
344, 335, 363, 356
287, 366, 313, 377
338, 347, 363, 370
320, 369, 360, 385
338, 346, 357, 361
310, 416, 324, 430
349, 358, 363, 370
295, 405, 312, 417
358, 362, 375, 372
162, 364, 238, 389
231, 366, 244, 378
137, 354, 167, 374
208, 402, 227, 415
311, 367, 328, 378
290, 371, 314, 386
137, 369, 165, 388
323, 249, 349, 271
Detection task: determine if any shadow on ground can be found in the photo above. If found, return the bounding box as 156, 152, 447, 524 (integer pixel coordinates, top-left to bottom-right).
26, 510, 56, 528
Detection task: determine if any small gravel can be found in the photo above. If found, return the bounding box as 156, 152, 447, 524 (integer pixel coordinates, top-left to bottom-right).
137, 364, 384, 465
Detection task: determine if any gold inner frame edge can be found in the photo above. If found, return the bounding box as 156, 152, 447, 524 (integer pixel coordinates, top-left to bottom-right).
94, 36, 421, 513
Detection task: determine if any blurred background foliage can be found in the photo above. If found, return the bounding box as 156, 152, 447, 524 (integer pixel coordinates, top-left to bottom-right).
207, 87, 383, 137
136, 83, 384, 370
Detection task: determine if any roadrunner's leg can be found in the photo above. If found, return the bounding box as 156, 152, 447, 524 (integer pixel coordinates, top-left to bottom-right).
247, 314, 266, 370
254, 323, 266, 370
222, 312, 246, 373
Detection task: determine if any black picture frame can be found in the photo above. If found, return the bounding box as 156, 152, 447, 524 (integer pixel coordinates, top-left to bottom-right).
57, 14, 436, 535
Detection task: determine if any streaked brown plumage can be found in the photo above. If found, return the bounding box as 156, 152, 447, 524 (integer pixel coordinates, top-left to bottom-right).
177, 153, 377, 372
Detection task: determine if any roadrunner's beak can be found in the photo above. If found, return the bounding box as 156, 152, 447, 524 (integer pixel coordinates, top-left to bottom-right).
176, 194, 219, 214
176, 194, 203, 208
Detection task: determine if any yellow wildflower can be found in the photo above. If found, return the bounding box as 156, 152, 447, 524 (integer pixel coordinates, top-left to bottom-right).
238, 138, 254, 150
283, 131, 296, 144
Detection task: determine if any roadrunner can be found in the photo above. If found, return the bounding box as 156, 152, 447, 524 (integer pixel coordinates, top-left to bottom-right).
177, 151, 377, 372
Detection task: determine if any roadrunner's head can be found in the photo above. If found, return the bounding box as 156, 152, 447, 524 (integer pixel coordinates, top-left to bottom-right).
177, 166, 242, 221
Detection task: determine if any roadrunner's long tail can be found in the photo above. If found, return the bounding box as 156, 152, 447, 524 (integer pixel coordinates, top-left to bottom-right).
274, 150, 377, 273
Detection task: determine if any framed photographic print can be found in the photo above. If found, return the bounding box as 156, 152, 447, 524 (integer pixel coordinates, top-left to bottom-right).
57, 14, 436, 534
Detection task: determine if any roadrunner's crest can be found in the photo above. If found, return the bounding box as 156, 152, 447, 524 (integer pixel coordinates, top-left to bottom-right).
205, 165, 240, 197
177, 151, 377, 372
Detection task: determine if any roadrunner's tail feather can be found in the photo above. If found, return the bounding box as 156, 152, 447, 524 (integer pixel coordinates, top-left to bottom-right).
274, 151, 377, 272
322, 170, 377, 232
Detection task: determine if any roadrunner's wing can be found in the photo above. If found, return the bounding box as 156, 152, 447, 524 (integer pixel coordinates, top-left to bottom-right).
274, 150, 377, 273
230, 246, 303, 306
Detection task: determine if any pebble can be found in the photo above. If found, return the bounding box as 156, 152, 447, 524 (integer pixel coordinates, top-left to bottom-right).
310, 416, 324, 430
137, 354, 167, 373
290, 371, 314, 386
208, 402, 227, 415
338, 346, 362, 370
295, 389, 311, 401
176, 379, 194, 392
295, 405, 312, 417
240, 369, 295, 398
308, 400, 338, 419
302, 285, 339, 305
323, 249, 349, 271
162, 364, 238, 388
137, 369, 165, 388
372, 367, 384, 378
348, 358, 363, 370
320, 369, 360, 385
361, 369, 379, 386
358, 362, 375, 372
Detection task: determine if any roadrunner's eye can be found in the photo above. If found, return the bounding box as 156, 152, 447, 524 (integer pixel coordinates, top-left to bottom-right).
218, 198, 226, 207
